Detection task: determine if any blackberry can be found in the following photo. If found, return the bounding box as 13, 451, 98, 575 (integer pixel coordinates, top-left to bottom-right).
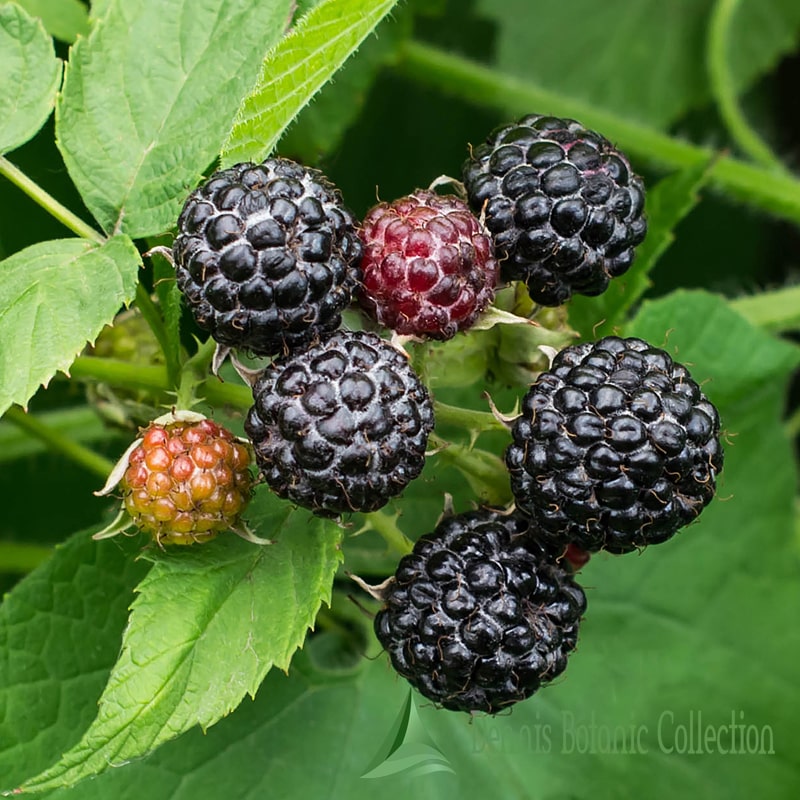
95, 412, 253, 546
173, 157, 362, 356
244, 330, 434, 516
374, 508, 586, 714
462, 114, 647, 306
358, 190, 499, 339
505, 336, 724, 554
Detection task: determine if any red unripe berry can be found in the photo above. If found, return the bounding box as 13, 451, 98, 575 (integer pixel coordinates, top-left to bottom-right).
358, 190, 499, 340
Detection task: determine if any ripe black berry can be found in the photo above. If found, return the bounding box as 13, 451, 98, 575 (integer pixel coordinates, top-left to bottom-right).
505, 336, 724, 553
244, 330, 434, 516
173, 157, 362, 356
374, 508, 586, 713
358, 190, 499, 339
462, 114, 647, 306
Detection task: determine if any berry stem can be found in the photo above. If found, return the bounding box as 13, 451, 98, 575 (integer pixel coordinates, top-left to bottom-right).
431, 437, 512, 507
434, 400, 511, 435
134, 284, 182, 390
70, 356, 171, 393
69, 354, 256, 411
398, 41, 800, 225
0, 541, 53, 574
0, 156, 105, 245
175, 338, 217, 410
707, 0, 789, 175
360, 509, 414, 556
201, 380, 252, 410
4, 406, 115, 479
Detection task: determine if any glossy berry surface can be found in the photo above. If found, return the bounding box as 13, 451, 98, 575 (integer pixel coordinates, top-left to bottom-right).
358, 190, 499, 339
173, 157, 362, 356
506, 336, 724, 553
120, 418, 253, 545
374, 509, 586, 713
245, 330, 434, 516
462, 114, 647, 306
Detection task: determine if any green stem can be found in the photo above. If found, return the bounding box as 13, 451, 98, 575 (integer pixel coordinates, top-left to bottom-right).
0, 156, 105, 245
707, 0, 787, 174
0, 541, 53, 574
175, 337, 218, 409
135, 284, 181, 389
730, 285, 800, 332
398, 41, 800, 224
0, 406, 114, 462
201, 379, 252, 410
69, 354, 255, 410
4, 406, 114, 479
70, 356, 172, 393
434, 400, 510, 435
361, 509, 414, 556
432, 438, 513, 506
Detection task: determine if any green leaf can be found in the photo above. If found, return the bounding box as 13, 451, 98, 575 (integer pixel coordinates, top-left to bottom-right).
0, 235, 141, 418
221, 0, 401, 166
55, 0, 293, 238
14, 0, 89, 43
0, 3, 61, 154
0, 530, 150, 788
474, 0, 800, 129
569, 160, 714, 340
625, 289, 800, 407
17, 492, 344, 793
37, 652, 412, 800
280, 10, 409, 161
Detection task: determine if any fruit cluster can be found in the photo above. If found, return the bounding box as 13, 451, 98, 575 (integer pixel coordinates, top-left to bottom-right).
97, 113, 723, 714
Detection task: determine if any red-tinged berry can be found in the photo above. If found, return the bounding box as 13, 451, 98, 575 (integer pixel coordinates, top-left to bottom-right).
358, 190, 499, 339
95, 411, 254, 546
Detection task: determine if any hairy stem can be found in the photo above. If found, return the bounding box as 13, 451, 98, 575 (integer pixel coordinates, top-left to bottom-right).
398, 41, 800, 224
360, 509, 414, 556
707, 0, 788, 174
0, 156, 105, 245
434, 400, 510, 435
135, 285, 181, 389
69, 354, 254, 411
70, 357, 171, 393
4, 406, 114, 479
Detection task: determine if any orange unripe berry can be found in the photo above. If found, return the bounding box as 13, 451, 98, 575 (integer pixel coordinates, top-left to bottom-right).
118, 416, 254, 545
